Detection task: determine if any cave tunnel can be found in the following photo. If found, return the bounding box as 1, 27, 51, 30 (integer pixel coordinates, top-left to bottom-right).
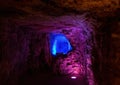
0, 0, 120, 85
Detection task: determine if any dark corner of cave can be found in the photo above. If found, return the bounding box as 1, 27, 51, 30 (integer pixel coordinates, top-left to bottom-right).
0, 0, 119, 85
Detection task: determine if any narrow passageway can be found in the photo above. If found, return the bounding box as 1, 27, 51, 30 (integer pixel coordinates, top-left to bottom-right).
0, 0, 119, 85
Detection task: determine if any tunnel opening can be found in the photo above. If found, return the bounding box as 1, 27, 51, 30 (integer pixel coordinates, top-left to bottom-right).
49, 33, 72, 56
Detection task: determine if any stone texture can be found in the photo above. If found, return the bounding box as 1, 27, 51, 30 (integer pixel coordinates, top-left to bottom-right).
0, 0, 119, 17
0, 0, 119, 85
0, 14, 96, 85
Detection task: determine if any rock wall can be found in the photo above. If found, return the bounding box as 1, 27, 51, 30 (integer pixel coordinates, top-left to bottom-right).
0, 14, 97, 85
0, 0, 119, 85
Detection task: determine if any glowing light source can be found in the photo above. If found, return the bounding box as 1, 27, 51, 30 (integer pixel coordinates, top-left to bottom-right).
50, 33, 72, 56
71, 76, 77, 79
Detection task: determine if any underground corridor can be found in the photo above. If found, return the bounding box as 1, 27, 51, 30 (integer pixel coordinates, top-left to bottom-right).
0, 0, 120, 85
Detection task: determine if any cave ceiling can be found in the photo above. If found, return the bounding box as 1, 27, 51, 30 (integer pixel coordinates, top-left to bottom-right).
0, 0, 119, 18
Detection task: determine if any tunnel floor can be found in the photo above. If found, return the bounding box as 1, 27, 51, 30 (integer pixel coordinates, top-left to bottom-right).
17, 71, 88, 85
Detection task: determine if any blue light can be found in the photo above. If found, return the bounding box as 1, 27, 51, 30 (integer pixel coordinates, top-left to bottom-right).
50, 33, 72, 56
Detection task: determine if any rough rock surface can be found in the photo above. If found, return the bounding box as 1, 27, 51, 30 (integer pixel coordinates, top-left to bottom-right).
0, 0, 120, 85
0, 14, 96, 85
0, 0, 119, 17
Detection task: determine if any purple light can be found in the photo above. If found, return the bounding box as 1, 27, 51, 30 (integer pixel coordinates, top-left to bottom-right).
71, 76, 77, 79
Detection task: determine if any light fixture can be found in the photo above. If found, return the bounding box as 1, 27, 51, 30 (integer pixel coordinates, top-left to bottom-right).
71, 76, 77, 79
50, 33, 72, 56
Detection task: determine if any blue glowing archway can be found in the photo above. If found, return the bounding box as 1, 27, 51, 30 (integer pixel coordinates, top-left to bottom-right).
50, 33, 72, 56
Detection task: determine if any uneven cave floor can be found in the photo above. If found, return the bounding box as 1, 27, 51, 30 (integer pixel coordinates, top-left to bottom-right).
17, 70, 88, 85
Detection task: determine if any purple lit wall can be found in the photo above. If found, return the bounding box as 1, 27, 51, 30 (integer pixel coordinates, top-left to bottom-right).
0, 14, 97, 85
47, 15, 96, 85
